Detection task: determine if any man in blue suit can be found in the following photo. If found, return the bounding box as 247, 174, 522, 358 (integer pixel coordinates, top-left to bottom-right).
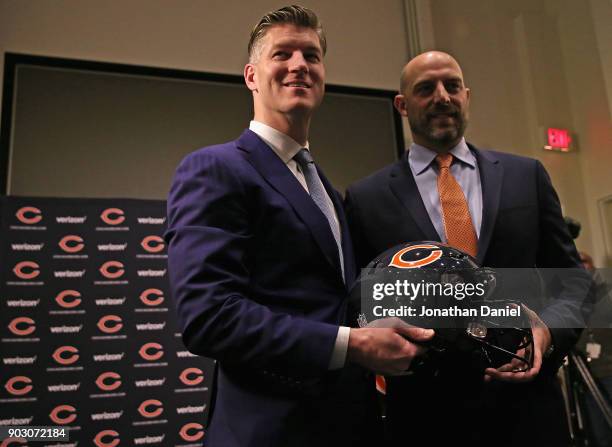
345, 51, 585, 445
165, 6, 433, 446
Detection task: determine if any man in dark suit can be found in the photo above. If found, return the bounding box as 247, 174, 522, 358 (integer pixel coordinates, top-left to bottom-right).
345, 51, 585, 445
165, 6, 433, 447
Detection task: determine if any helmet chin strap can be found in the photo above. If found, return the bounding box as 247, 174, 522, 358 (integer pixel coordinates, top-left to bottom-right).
473, 327, 534, 371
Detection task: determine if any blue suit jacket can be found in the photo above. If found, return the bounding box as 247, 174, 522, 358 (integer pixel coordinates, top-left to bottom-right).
166, 129, 369, 447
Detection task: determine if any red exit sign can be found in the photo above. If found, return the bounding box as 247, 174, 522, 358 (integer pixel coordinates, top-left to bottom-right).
544, 128, 572, 152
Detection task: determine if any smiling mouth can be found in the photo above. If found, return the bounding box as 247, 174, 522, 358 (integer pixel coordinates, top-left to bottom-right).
284, 82, 310, 88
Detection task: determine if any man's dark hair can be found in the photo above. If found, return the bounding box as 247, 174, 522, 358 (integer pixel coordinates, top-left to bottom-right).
248, 5, 326, 63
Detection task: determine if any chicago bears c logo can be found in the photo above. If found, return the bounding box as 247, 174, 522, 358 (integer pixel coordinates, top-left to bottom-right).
52, 346, 79, 365
139, 342, 164, 361
1, 438, 28, 446
389, 244, 443, 269
55, 290, 82, 308
16, 206, 42, 224
100, 208, 125, 225
58, 235, 84, 253
138, 399, 163, 418
141, 235, 165, 253
139, 288, 164, 306
5, 376, 33, 395
97, 315, 123, 334
95, 372, 121, 391
93, 430, 119, 447
180, 422, 204, 442
179, 367, 204, 386
8, 317, 35, 336
99, 261, 124, 279
13, 261, 40, 279
49, 404, 77, 424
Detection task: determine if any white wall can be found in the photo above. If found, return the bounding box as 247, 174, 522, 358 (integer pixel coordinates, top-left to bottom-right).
554, 0, 612, 266
0, 0, 407, 106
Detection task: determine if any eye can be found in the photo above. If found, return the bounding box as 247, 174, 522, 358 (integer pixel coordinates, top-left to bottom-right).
305, 53, 321, 63
415, 83, 433, 95
272, 51, 290, 60
445, 81, 462, 93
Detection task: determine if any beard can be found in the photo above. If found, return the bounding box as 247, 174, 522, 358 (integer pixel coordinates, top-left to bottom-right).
409, 104, 468, 147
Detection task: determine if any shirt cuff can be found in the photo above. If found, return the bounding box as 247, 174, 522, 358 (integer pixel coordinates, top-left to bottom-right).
328, 326, 350, 370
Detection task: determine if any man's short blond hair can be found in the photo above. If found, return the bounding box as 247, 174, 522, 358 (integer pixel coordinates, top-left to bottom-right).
247, 5, 326, 63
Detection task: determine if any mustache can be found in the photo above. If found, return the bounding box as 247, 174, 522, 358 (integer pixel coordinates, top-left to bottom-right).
426, 105, 460, 119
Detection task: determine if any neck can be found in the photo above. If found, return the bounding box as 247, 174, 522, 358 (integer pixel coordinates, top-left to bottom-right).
412, 135, 461, 154
254, 111, 310, 146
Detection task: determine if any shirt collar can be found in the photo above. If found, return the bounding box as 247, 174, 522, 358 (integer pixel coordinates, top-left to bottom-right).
408, 137, 475, 175
249, 120, 309, 164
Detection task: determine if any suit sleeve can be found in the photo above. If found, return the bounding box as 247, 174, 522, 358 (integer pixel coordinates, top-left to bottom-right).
534, 160, 589, 371
165, 149, 339, 378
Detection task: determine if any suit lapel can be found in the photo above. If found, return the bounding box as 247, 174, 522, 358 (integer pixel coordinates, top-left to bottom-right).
319, 170, 356, 285
470, 145, 503, 265
389, 155, 440, 241
236, 130, 342, 276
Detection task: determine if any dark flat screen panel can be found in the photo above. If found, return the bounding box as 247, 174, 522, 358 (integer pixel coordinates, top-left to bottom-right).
3, 55, 401, 198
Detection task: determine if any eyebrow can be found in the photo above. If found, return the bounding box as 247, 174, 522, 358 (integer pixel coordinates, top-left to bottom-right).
269, 42, 322, 54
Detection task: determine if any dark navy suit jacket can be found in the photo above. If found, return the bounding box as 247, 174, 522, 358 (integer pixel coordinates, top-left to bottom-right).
344, 143, 585, 445
166, 129, 372, 447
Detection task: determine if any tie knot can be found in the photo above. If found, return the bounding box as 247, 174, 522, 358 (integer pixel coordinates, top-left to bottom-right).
436, 153, 453, 169
294, 148, 314, 167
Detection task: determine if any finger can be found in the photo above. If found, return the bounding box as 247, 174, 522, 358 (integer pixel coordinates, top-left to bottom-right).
484, 369, 530, 383
387, 317, 415, 329
521, 303, 534, 316
485, 366, 538, 383
492, 362, 514, 373
484, 367, 517, 380
514, 347, 526, 358
521, 366, 539, 381
396, 337, 429, 358
510, 356, 529, 372
524, 345, 533, 366
396, 326, 435, 342
532, 342, 543, 371
367, 317, 408, 329
524, 348, 542, 379
516, 366, 540, 381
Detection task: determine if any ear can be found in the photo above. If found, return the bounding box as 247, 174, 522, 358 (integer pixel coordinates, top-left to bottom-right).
393, 94, 408, 117
244, 63, 257, 92
465, 87, 471, 102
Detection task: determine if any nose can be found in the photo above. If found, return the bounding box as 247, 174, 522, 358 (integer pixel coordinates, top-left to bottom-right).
288, 51, 308, 74
433, 82, 450, 104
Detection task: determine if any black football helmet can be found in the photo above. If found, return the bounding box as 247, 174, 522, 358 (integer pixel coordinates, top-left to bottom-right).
349, 241, 534, 374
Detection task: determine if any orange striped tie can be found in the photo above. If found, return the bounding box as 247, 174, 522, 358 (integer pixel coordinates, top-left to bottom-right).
436, 153, 478, 257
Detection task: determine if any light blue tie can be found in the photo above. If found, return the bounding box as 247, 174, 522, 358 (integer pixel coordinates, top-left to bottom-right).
294, 149, 345, 281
